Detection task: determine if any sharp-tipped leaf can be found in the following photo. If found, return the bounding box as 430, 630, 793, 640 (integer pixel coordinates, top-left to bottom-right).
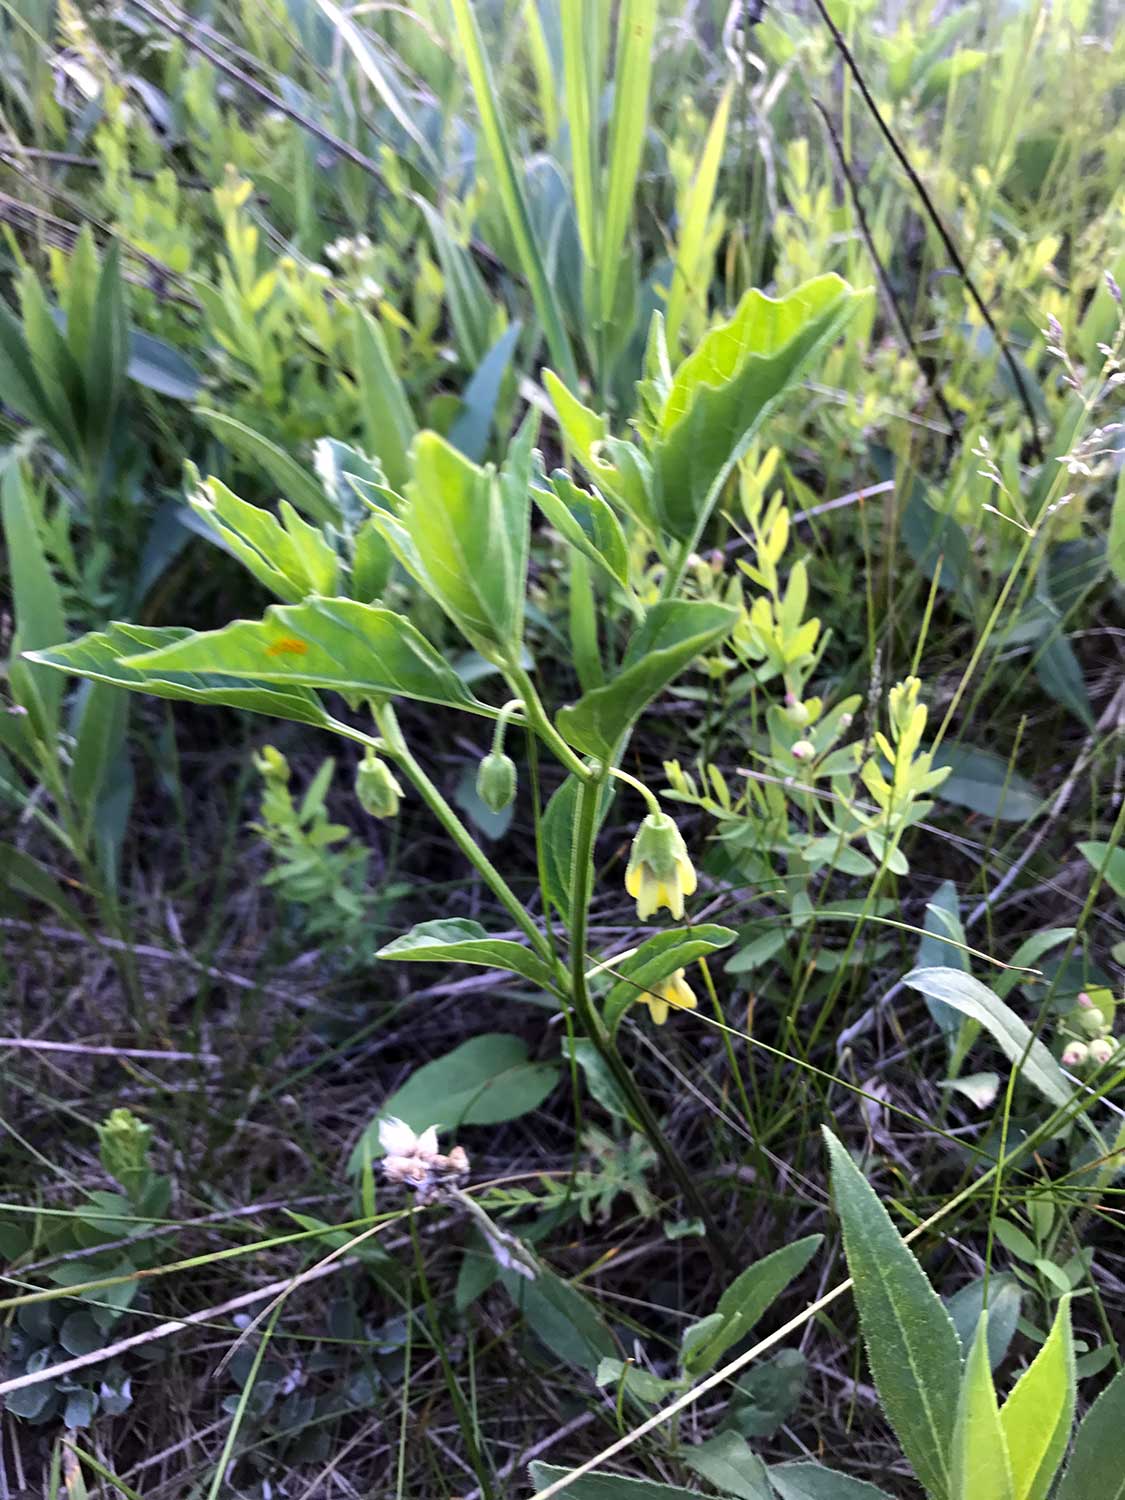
823, 1129, 961, 1500
768, 1464, 897, 1500
653, 278, 867, 539
27, 624, 330, 727
352, 310, 416, 492
530, 1466, 708, 1500
685, 1235, 822, 1375
999, 1296, 1075, 1500
557, 600, 738, 757
1055, 1365, 1125, 1500
953, 1315, 1014, 1500
377, 919, 557, 989
196, 408, 336, 524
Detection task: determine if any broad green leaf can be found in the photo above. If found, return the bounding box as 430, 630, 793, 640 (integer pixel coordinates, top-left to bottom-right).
823, 1129, 961, 1500
652, 278, 867, 539
352, 310, 416, 492
188, 475, 339, 602
562, 1037, 635, 1123
2, 465, 66, 739
377, 918, 557, 990
598, 0, 655, 323
448, 0, 577, 389
349, 1033, 559, 1171
557, 600, 739, 757
768, 1463, 896, 1499
530, 1466, 707, 1500
1077, 840, 1125, 905
902, 967, 1074, 1110
540, 774, 615, 916
933, 745, 1042, 823
504, 1260, 615, 1373
603, 926, 737, 1035
541, 369, 624, 502
682, 1432, 770, 1500
999, 1296, 1074, 1500
196, 408, 336, 524
1055, 1365, 1125, 1500
685, 1235, 822, 1375
26, 623, 331, 728
952, 1315, 1014, 1500
108, 600, 490, 718
1035, 633, 1093, 728
370, 424, 533, 656
945, 1274, 1022, 1371
84, 242, 127, 460
532, 471, 631, 589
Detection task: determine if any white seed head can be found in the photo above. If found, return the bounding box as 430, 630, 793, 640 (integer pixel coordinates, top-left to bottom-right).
378, 1116, 424, 1157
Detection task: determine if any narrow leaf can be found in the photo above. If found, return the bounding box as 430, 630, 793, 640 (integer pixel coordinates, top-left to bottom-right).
952, 1314, 1014, 1500
999, 1296, 1075, 1500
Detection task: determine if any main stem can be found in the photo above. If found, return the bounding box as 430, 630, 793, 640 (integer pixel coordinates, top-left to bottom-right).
568, 776, 735, 1270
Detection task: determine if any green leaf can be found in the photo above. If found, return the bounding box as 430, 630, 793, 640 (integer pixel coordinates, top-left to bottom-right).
598, 0, 655, 324
2, 464, 66, 740
541, 774, 614, 916
652, 277, 867, 539
999, 1296, 1074, 1500
448, 0, 577, 389
952, 1314, 1014, 1500
84, 242, 128, 460
557, 600, 739, 757
603, 926, 737, 1035
109, 599, 490, 717
531, 471, 631, 589
562, 1037, 636, 1123
1055, 1365, 1125, 1500
933, 745, 1042, 823
1077, 840, 1125, 905
902, 967, 1074, 1110
1110, 462, 1125, 586
449, 320, 521, 463
370, 424, 533, 656
377, 919, 557, 989
823, 1129, 961, 1500
503, 1261, 615, 1373
685, 1235, 822, 1375
348, 1033, 559, 1171
945, 1274, 1022, 1371
196, 408, 336, 524
1, 844, 88, 927
417, 200, 494, 367
682, 1432, 770, 1500
664, 84, 732, 350
352, 310, 416, 492
530, 1466, 708, 1500
189, 475, 339, 602
127, 328, 202, 399
1035, 634, 1093, 728
917, 881, 969, 1044
26, 623, 331, 728
768, 1463, 896, 1500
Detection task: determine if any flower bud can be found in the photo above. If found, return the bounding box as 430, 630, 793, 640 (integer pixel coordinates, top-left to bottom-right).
356, 751, 403, 818
784, 692, 811, 727
476, 751, 517, 813
625, 812, 697, 920
791, 739, 815, 761
1076, 991, 1093, 1009
254, 745, 290, 783
1077, 1007, 1107, 1039
1061, 1041, 1089, 1067
97, 1108, 153, 1199
1088, 1037, 1115, 1067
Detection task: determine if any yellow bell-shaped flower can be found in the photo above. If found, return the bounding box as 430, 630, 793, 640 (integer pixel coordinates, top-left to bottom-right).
640, 968, 698, 1025
625, 812, 697, 920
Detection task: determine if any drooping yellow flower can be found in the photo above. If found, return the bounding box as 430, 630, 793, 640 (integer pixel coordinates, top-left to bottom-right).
640, 968, 698, 1025
624, 812, 697, 920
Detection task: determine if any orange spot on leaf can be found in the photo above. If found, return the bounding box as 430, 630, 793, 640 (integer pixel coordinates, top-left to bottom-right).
266, 636, 309, 657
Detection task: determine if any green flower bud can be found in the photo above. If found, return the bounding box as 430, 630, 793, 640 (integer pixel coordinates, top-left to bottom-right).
97, 1108, 152, 1199
1077, 1007, 1107, 1039
356, 750, 404, 818
477, 751, 517, 813
254, 745, 290, 783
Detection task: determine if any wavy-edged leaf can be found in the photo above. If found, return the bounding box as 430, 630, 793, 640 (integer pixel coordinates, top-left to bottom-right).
604, 925, 737, 1034
188, 474, 339, 602
653, 277, 868, 538
530, 1465, 708, 1500
532, 471, 631, 589
557, 600, 739, 757
903, 967, 1074, 1110
349, 1033, 559, 1170
107, 600, 491, 717
823, 1128, 961, 1500
953, 1314, 1013, 1500
1055, 1365, 1125, 1500
377, 918, 557, 989
26, 623, 330, 727
999, 1296, 1074, 1500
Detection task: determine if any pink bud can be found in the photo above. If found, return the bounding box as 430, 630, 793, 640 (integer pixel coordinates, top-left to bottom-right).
1077, 991, 1093, 1009
791, 740, 815, 762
